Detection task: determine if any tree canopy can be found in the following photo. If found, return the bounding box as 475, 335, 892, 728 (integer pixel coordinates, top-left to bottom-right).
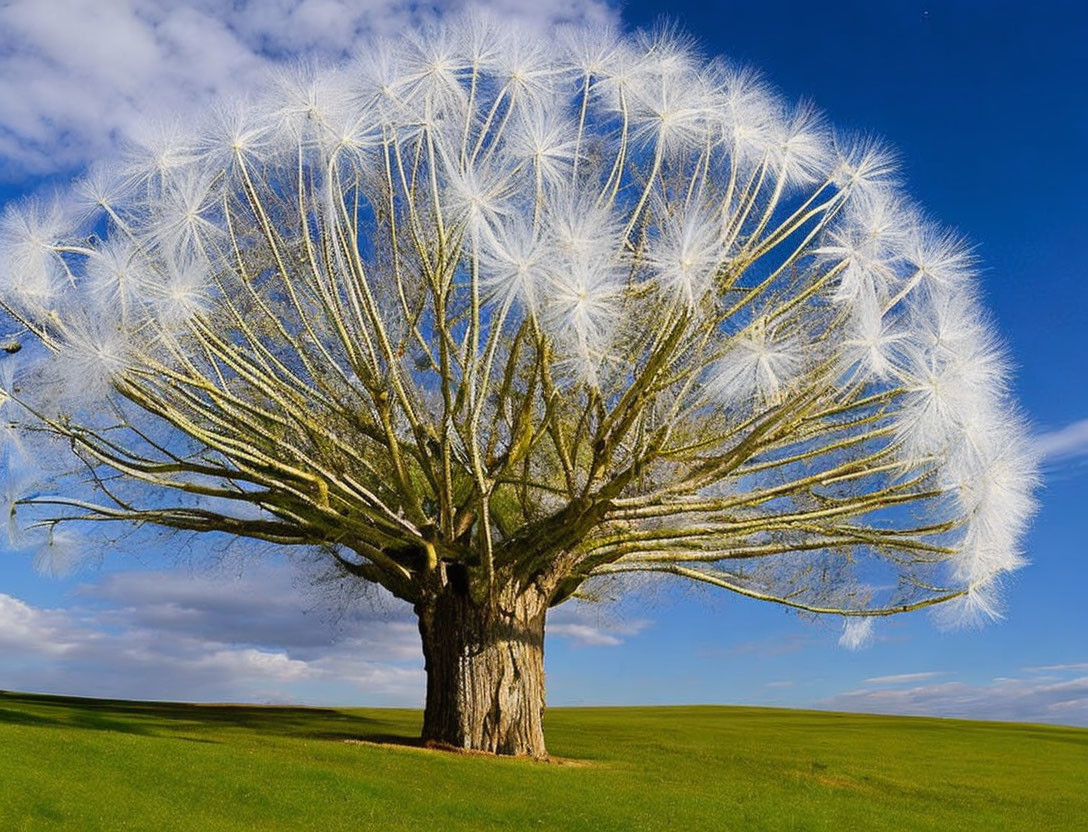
0, 11, 1035, 640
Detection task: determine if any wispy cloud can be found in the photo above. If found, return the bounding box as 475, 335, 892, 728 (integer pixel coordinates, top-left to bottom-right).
820, 671, 1088, 727
547, 602, 651, 647
0, 0, 617, 180
1034, 418, 1088, 465
863, 671, 944, 685
1023, 663, 1088, 673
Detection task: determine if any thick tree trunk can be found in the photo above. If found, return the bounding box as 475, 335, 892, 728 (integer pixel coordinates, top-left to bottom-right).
415, 582, 548, 758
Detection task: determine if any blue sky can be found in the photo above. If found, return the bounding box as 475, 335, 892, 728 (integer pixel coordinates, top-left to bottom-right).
1, 0, 1086, 725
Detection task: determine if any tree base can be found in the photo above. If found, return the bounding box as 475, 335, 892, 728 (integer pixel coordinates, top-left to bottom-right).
416, 583, 548, 758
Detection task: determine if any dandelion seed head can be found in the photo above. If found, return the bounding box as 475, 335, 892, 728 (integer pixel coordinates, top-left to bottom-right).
710, 320, 806, 410
0, 198, 73, 311
32, 528, 86, 578
839, 617, 875, 650
643, 203, 722, 307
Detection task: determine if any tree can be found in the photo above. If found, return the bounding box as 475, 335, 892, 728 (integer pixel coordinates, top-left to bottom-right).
0, 11, 1036, 758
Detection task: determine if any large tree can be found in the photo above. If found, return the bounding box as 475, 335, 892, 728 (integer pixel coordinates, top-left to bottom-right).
0, 12, 1035, 757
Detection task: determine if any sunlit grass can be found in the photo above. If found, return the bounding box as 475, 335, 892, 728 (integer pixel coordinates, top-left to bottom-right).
1, 691, 1084, 831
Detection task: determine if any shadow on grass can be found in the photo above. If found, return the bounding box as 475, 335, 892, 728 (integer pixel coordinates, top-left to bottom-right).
0, 690, 416, 747
0, 706, 66, 729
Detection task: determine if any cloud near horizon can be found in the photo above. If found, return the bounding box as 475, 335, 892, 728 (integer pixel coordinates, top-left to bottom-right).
0, 0, 617, 181
0, 563, 650, 706
862, 671, 945, 685
1024, 662, 1088, 673
820, 671, 1088, 727
8, 567, 1084, 727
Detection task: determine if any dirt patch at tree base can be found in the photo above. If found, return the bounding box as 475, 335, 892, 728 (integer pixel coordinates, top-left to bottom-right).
337, 736, 596, 766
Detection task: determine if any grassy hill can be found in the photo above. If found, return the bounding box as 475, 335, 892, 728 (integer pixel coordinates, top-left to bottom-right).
1, 691, 1084, 830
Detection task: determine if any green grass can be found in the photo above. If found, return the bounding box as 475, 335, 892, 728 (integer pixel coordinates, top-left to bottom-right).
1, 691, 1084, 830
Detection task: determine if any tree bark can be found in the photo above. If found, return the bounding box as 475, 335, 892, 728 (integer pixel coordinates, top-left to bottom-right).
415, 580, 548, 758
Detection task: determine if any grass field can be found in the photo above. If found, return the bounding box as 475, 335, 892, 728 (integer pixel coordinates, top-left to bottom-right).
1, 690, 1084, 830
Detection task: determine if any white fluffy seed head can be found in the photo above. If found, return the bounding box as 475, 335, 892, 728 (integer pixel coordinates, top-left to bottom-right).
839, 617, 875, 650
119, 119, 201, 186
478, 217, 548, 312
31, 527, 86, 578
0, 199, 73, 312
841, 287, 904, 379
767, 101, 831, 188
832, 132, 900, 194
83, 238, 149, 317
198, 100, 275, 170
50, 315, 132, 405
542, 249, 624, 356
709, 319, 807, 410
643, 203, 723, 308
443, 160, 516, 242
506, 107, 581, 190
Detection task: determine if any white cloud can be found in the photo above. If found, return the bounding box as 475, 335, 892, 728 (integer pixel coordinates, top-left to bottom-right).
189, 647, 314, 683
0, 562, 428, 704
1034, 418, 1088, 464
0, 593, 79, 656
0, 562, 644, 705
1024, 663, 1088, 673
0, 0, 617, 180
863, 671, 944, 685
78, 566, 414, 652
820, 671, 1088, 727
547, 602, 651, 647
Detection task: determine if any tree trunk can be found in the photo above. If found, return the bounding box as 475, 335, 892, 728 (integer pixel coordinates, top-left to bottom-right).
415, 581, 548, 758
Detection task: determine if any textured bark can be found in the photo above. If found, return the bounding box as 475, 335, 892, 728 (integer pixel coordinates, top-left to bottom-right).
415, 582, 548, 758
